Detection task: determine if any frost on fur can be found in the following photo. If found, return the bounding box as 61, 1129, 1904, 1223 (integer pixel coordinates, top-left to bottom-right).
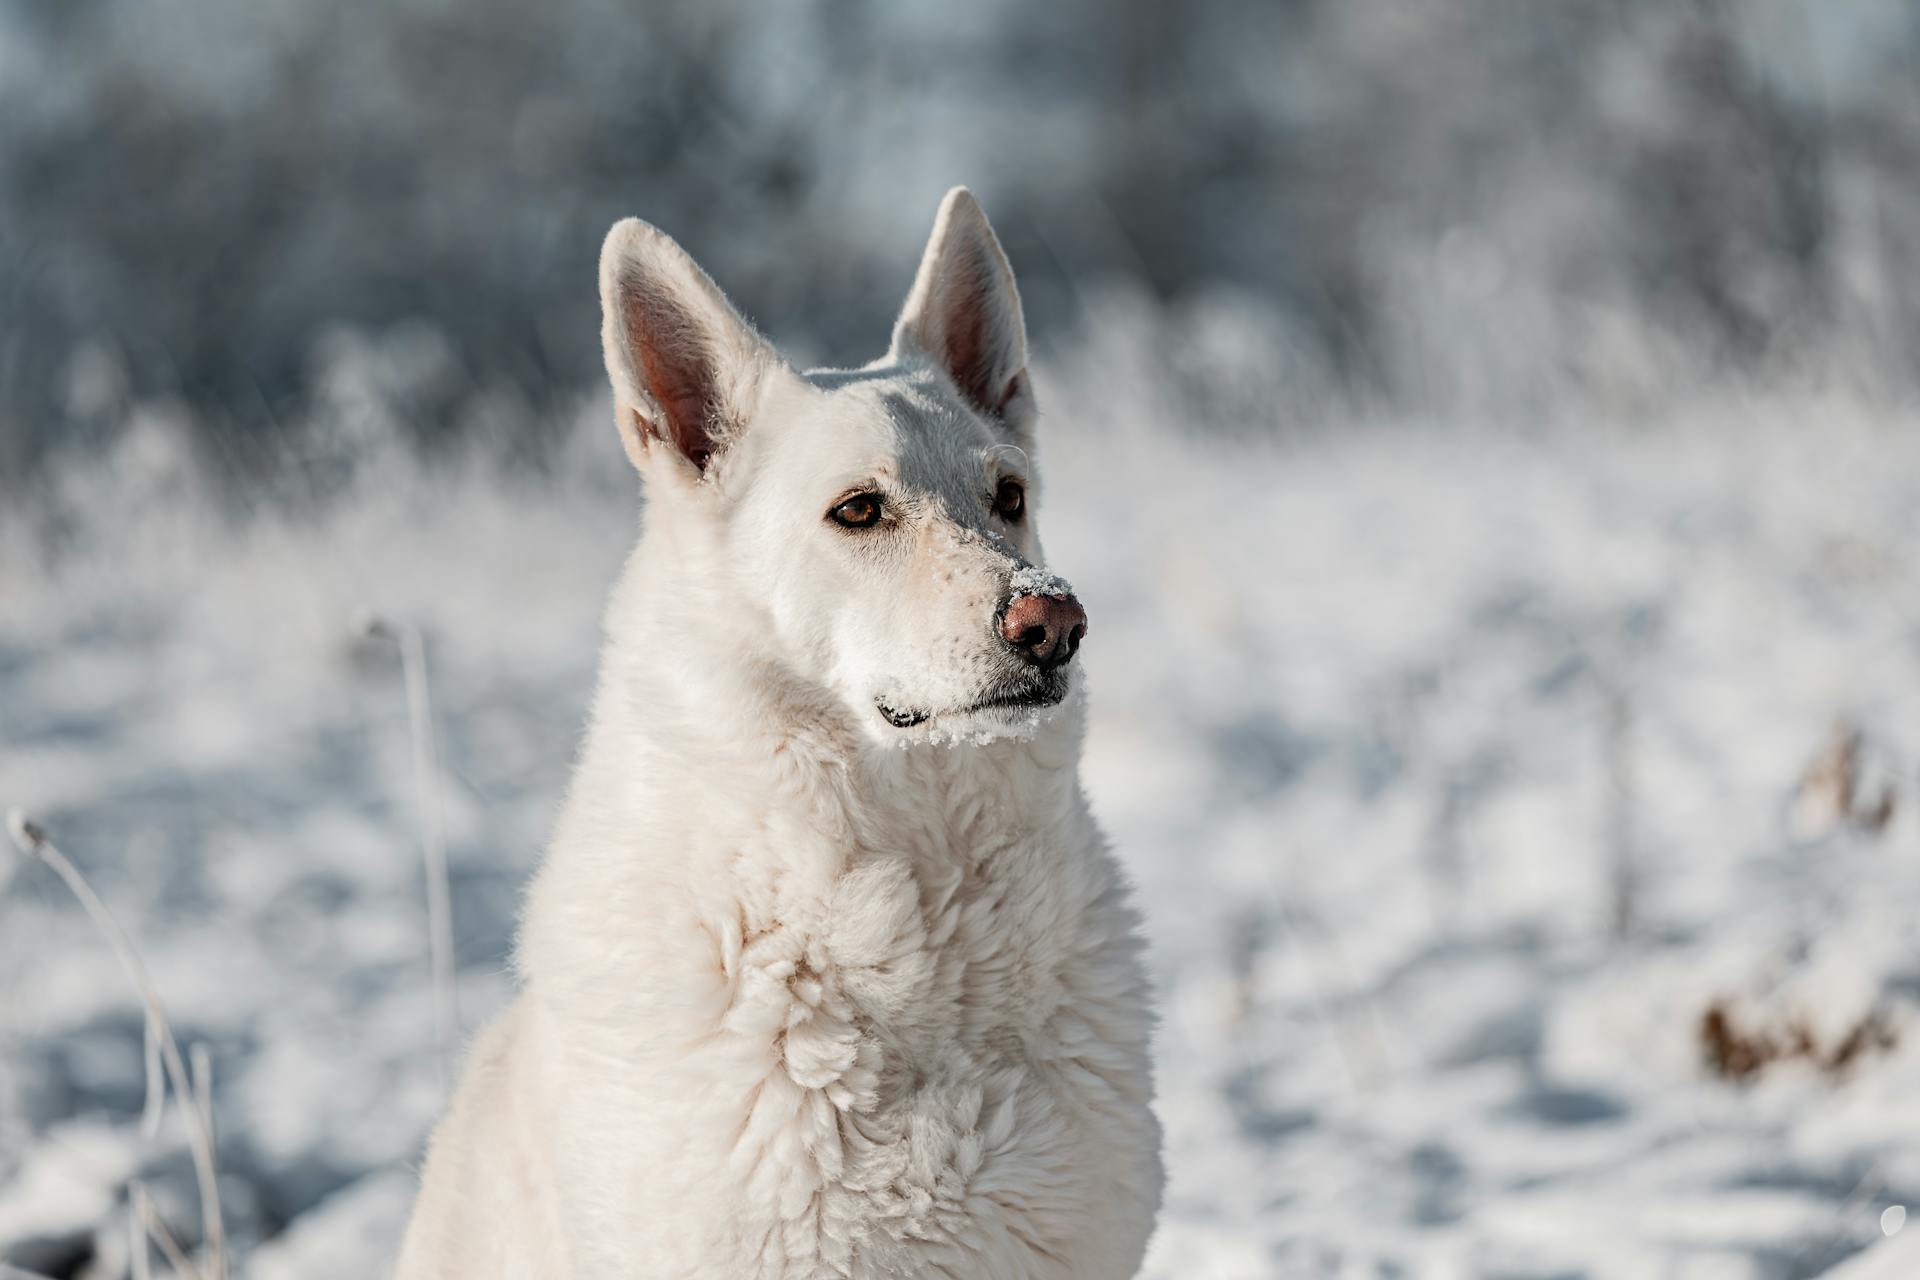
1008, 564, 1074, 601
886, 701, 1064, 749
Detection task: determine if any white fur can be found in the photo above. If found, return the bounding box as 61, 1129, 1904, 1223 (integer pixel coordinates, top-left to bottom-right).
395, 188, 1163, 1279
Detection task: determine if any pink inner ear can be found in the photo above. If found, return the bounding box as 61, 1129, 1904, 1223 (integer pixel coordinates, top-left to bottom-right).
624, 286, 719, 470
944, 288, 996, 411
936, 247, 1015, 416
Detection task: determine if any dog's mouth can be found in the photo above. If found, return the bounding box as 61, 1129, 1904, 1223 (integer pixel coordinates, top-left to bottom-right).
876, 671, 1070, 730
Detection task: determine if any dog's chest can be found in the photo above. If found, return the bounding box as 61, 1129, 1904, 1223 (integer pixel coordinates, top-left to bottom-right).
708, 797, 1151, 1276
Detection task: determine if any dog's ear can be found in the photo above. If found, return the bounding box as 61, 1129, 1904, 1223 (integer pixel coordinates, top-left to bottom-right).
599, 218, 776, 477
891, 187, 1033, 429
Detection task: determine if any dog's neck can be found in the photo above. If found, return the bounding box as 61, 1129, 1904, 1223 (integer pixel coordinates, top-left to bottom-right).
519, 521, 1097, 1030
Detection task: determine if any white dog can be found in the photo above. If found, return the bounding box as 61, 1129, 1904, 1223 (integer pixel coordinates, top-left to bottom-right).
395, 188, 1163, 1279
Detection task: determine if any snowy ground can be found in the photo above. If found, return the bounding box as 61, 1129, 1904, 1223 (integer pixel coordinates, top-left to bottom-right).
5, 348, 1920, 1277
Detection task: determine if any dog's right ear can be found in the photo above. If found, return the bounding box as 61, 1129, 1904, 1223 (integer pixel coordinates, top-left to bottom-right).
599, 218, 776, 479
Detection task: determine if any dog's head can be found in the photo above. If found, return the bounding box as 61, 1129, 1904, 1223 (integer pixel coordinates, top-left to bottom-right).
598, 188, 1085, 746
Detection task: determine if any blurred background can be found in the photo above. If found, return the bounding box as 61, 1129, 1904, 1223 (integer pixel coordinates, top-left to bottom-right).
6, 2, 1920, 1276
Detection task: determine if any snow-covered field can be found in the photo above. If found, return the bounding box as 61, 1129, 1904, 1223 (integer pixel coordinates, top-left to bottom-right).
6, 341, 1920, 1277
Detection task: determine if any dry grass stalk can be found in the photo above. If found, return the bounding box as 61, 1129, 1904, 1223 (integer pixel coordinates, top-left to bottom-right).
1791, 722, 1899, 841
5, 809, 227, 1280
1602, 678, 1636, 941
130, 1183, 153, 1280
361, 613, 459, 1096
134, 1182, 201, 1279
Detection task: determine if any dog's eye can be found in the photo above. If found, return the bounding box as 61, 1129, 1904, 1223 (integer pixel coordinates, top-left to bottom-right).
829, 494, 884, 529
993, 479, 1025, 522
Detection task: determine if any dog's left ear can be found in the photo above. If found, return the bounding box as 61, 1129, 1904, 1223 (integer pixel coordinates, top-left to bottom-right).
891, 187, 1033, 431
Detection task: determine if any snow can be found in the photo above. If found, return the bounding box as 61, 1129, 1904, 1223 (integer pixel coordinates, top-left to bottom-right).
1008, 564, 1075, 600
1822, 1228, 1920, 1280
5, 352, 1920, 1277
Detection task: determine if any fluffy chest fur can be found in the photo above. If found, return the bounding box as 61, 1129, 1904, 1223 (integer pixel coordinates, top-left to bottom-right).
510, 707, 1162, 1279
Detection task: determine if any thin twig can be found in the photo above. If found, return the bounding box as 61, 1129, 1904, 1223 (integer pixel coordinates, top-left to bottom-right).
192, 1043, 218, 1205
359, 614, 459, 1095
141, 1014, 165, 1139
130, 1183, 153, 1280
400, 622, 459, 1094
1791, 1160, 1892, 1274
1602, 675, 1636, 942
135, 1181, 204, 1280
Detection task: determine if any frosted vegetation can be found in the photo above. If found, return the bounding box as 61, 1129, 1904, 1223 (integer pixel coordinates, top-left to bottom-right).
6, 1, 1920, 477
7, 315, 1920, 1273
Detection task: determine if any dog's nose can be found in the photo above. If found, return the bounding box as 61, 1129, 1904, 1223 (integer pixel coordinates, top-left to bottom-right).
1001, 592, 1088, 669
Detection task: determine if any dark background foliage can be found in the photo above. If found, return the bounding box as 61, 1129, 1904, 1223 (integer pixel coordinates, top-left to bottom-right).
4, 0, 1919, 480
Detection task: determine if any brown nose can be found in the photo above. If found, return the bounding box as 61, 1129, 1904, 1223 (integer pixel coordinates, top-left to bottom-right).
1000, 592, 1088, 669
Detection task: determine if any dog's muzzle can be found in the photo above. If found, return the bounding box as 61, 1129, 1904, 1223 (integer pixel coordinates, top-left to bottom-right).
876, 582, 1085, 730
875, 665, 1070, 730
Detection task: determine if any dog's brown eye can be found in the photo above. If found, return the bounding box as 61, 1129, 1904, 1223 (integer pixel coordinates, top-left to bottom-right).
993, 479, 1025, 522
830, 494, 884, 529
